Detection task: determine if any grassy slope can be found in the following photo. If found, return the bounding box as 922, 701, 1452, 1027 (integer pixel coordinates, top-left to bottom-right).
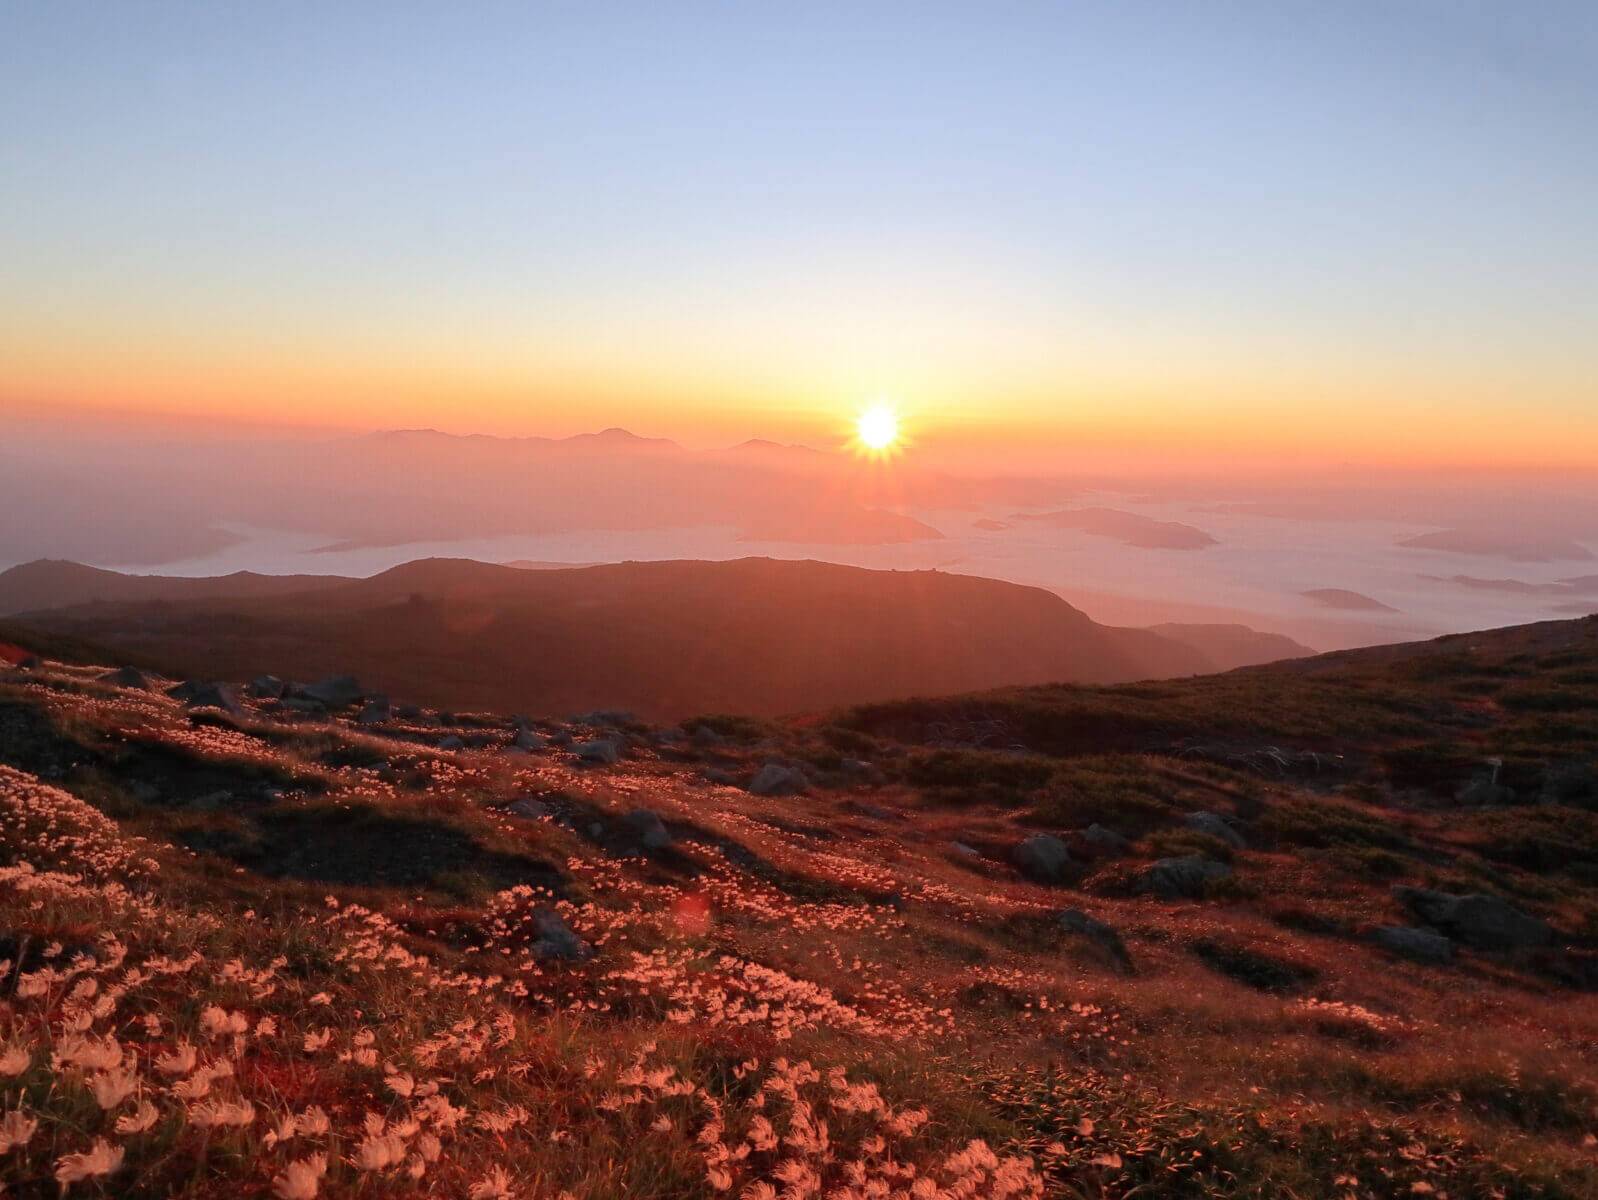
1, 622, 1596, 1198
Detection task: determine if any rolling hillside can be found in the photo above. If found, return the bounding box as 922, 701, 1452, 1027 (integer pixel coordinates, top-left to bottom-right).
1, 557, 1227, 720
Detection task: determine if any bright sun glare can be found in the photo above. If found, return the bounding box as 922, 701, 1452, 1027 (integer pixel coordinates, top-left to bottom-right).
856, 404, 900, 452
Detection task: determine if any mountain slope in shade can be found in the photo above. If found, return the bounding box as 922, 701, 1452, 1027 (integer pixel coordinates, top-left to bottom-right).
0, 559, 354, 616
9, 557, 1212, 720
1148, 622, 1314, 670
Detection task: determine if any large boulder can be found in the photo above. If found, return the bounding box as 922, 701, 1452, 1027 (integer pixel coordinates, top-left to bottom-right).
98, 666, 152, 691
1058, 908, 1133, 973
513, 726, 547, 752
1012, 834, 1073, 883
1372, 925, 1455, 963
1393, 886, 1553, 952
528, 909, 593, 961
508, 797, 550, 819
1078, 823, 1132, 856
621, 809, 673, 851
1182, 811, 1246, 848
355, 699, 392, 725
248, 675, 286, 699
749, 763, 808, 796
299, 676, 363, 709
182, 683, 243, 716
574, 738, 621, 765
1135, 855, 1232, 900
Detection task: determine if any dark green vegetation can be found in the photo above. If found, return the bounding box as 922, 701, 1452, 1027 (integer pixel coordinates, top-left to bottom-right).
1, 611, 1596, 1197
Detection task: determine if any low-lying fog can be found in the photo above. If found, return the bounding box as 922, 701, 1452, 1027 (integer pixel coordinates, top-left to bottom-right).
7, 420, 1596, 652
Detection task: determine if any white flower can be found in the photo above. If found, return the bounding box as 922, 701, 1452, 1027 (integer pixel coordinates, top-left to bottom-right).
115, 1100, 160, 1135
469, 1166, 517, 1199
272, 1153, 328, 1200
54, 1137, 124, 1185
0, 1109, 39, 1154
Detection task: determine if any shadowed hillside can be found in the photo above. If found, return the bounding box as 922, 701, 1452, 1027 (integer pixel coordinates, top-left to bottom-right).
4, 557, 1224, 720
0, 613, 1594, 1198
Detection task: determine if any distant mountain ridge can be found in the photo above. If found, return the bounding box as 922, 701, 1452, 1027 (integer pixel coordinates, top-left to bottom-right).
1, 556, 1252, 720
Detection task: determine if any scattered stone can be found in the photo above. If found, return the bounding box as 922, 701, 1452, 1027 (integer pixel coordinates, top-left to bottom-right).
621, 808, 672, 850
574, 738, 621, 765
1012, 834, 1073, 883
355, 699, 392, 725
1135, 855, 1232, 900
1373, 925, 1455, 963
1393, 886, 1553, 952
98, 666, 152, 691
1183, 811, 1246, 848
572, 709, 634, 727
1456, 778, 1514, 806
248, 675, 286, 699
861, 804, 899, 821
528, 909, 593, 961
182, 683, 243, 716
1079, 824, 1131, 856
749, 763, 808, 796
300, 675, 363, 709
1058, 908, 1133, 973
508, 798, 550, 819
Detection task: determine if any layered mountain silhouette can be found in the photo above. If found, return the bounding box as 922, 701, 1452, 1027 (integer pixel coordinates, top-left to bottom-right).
0, 557, 1308, 720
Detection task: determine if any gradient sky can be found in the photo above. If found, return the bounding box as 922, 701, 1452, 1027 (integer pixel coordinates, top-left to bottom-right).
3, 2, 1596, 468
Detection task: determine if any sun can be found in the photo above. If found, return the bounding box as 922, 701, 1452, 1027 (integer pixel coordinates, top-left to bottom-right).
856, 403, 900, 452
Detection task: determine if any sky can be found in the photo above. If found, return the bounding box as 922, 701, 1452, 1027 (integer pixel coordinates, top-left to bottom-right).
3, 2, 1596, 469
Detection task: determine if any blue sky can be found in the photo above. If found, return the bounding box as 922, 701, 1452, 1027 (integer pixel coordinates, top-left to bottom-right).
3, 2, 1595, 463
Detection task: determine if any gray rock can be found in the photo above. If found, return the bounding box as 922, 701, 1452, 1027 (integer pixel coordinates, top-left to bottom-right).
621, 808, 672, 850
278, 697, 326, 714
17, 655, 42, 670
99, 666, 152, 691
1135, 855, 1232, 900
574, 738, 621, 765
1393, 886, 1553, 952
1079, 824, 1131, 856
248, 675, 286, 699
355, 700, 392, 725
190, 790, 232, 812
183, 683, 243, 716
528, 908, 593, 961
508, 797, 550, 819
1012, 834, 1073, 883
1373, 925, 1455, 963
1058, 908, 1133, 972
841, 758, 874, 775
514, 727, 547, 752
749, 763, 809, 796
703, 768, 737, 786
949, 841, 981, 858
437, 735, 466, 752
692, 725, 727, 748
1456, 778, 1514, 806
300, 675, 363, 709
1183, 811, 1246, 848
166, 679, 204, 701
571, 709, 634, 727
